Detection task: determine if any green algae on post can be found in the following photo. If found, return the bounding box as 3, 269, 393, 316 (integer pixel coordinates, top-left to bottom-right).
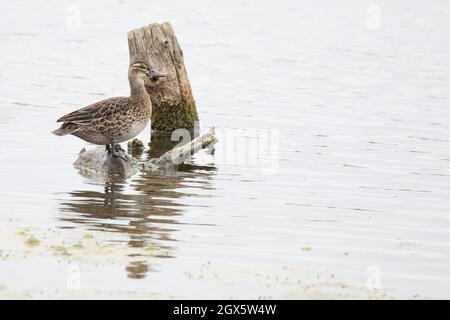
150, 100, 199, 132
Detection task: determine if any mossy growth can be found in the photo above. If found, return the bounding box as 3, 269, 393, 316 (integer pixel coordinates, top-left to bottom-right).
151, 100, 199, 132
127, 138, 144, 150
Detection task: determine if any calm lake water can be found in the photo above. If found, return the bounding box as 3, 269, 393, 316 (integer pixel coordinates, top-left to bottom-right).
1, 0, 450, 298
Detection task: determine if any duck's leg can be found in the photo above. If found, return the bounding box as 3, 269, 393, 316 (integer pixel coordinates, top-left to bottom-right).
111, 143, 117, 156
111, 143, 127, 160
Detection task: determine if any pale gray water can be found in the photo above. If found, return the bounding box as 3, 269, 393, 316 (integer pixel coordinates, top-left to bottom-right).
0, 0, 450, 298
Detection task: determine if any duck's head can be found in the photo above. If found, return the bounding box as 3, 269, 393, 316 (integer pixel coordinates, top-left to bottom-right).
129, 61, 165, 84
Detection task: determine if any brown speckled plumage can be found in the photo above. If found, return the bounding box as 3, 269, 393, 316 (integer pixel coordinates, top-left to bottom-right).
53, 62, 164, 154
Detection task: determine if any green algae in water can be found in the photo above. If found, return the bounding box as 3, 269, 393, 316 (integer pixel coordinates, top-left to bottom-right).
72, 242, 84, 249
25, 236, 40, 247
144, 245, 161, 257
83, 233, 94, 240
17, 228, 30, 237
51, 246, 69, 256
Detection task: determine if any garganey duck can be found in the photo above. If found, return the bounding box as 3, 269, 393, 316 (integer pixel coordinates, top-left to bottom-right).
53, 62, 165, 156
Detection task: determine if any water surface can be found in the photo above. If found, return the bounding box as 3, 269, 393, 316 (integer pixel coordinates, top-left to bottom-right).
0, 0, 450, 298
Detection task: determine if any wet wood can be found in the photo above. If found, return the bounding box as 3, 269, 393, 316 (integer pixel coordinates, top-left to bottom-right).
143, 127, 217, 171
74, 147, 139, 178
74, 128, 216, 178
128, 22, 199, 132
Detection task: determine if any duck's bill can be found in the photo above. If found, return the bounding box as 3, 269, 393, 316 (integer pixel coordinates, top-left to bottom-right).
148, 69, 166, 78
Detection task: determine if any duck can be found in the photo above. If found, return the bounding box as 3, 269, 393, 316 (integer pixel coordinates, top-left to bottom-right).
53, 61, 165, 156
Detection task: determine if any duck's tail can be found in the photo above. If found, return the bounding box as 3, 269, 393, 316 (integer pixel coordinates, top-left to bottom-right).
52, 123, 80, 136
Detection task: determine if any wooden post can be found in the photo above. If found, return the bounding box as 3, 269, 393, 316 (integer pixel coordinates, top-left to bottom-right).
128, 22, 199, 132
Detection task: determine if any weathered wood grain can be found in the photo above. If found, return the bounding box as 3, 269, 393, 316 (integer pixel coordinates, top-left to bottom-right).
143, 127, 217, 171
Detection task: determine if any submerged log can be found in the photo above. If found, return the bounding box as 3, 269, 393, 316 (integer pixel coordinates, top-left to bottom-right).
143, 127, 217, 171
128, 22, 199, 132
74, 147, 139, 178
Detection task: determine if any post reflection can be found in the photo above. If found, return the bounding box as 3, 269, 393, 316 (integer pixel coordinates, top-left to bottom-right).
58, 133, 216, 279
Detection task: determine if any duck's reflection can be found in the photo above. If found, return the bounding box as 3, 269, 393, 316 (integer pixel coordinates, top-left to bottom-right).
58, 133, 216, 279
126, 260, 149, 279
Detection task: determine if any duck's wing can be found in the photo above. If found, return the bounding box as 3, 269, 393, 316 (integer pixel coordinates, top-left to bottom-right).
56, 97, 130, 125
